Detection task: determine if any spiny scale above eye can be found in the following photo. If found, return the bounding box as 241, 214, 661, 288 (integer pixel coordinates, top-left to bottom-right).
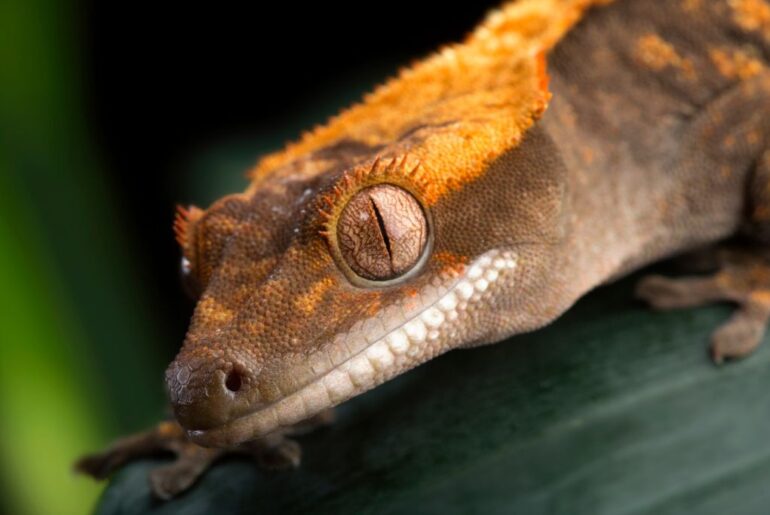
173, 204, 203, 248
317, 154, 426, 234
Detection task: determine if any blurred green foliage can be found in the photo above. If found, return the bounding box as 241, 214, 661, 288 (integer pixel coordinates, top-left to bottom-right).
0, 1, 390, 513
1, 0, 165, 513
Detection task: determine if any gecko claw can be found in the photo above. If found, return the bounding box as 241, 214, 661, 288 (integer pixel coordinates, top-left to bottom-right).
250, 435, 302, 469
148, 445, 223, 500
74, 421, 183, 479
76, 410, 334, 499
710, 298, 770, 364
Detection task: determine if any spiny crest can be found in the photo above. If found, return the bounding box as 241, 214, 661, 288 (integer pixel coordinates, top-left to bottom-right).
317, 154, 428, 240
173, 204, 204, 249
248, 0, 613, 202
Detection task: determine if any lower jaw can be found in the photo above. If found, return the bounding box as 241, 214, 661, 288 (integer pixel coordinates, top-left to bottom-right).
185, 354, 399, 448
186, 367, 384, 447
185, 408, 282, 448
184, 366, 375, 448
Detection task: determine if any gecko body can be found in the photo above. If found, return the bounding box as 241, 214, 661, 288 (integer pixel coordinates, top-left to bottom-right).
79, 0, 770, 498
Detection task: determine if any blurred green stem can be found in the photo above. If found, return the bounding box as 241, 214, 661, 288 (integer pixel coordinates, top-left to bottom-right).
0, 0, 165, 514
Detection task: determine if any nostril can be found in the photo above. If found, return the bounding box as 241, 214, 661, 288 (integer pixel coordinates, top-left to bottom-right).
225, 369, 243, 393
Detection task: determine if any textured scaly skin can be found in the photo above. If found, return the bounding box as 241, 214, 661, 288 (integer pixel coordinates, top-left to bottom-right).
78, 0, 770, 498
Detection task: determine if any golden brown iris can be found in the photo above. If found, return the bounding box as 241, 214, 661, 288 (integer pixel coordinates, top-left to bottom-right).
337, 184, 428, 281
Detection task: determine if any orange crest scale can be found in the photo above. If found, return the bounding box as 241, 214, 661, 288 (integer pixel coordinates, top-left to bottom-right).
317, 154, 427, 236
173, 204, 204, 258
247, 0, 612, 206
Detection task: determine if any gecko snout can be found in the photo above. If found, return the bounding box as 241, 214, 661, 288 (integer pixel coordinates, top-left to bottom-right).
164, 353, 258, 432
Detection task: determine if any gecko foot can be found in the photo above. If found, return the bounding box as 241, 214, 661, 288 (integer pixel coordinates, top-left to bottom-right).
75, 409, 334, 500
636, 246, 770, 364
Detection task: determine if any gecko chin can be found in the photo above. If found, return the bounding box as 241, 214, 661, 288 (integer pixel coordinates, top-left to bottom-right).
184, 249, 519, 448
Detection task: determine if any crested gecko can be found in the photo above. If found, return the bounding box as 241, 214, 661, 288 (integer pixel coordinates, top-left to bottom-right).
77, 0, 770, 499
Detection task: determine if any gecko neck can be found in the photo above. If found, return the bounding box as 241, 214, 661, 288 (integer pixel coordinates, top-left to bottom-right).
541, 0, 769, 292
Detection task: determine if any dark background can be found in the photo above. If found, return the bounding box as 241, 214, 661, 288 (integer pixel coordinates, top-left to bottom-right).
84, 0, 500, 357
0, 2, 499, 513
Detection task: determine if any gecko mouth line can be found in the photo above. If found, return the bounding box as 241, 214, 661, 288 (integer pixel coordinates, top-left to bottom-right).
187, 249, 517, 448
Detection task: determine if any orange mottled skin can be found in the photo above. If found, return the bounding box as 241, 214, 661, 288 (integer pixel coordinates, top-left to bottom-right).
78, 0, 770, 499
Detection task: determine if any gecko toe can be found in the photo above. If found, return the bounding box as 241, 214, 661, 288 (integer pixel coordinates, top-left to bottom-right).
76, 413, 329, 499
148, 446, 223, 500
635, 274, 726, 309
245, 434, 302, 470
638, 245, 770, 362
74, 452, 121, 480
711, 295, 770, 364
74, 421, 183, 480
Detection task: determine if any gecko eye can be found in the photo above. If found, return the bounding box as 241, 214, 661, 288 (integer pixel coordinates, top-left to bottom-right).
336, 184, 429, 282
179, 255, 201, 299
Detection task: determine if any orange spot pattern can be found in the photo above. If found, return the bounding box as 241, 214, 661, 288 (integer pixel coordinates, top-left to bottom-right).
730, 0, 770, 41
710, 46, 766, 80
634, 33, 697, 80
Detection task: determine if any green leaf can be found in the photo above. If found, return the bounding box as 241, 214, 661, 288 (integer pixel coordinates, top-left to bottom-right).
0, 1, 166, 514
95, 273, 770, 515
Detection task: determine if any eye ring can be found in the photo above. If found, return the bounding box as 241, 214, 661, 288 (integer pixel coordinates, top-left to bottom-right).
330, 183, 433, 287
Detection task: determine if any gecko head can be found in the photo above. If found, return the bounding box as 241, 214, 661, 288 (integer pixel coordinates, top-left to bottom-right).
153, 0, 607, 448
165, 126, 568, 447
162, 0, 586, 444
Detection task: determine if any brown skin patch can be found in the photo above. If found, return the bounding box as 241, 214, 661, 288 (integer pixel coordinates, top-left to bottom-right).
682, 0, 703, 12
750, 151, 770, 226
580, 146, 595, 164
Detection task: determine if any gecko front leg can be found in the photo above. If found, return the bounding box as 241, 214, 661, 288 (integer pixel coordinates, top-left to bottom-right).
636, 246, 770, 363
76, 409, 334, 499
636, 151, 770, 363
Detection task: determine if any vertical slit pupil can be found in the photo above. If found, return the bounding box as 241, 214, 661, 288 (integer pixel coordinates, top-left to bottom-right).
369, 197, 392, 261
